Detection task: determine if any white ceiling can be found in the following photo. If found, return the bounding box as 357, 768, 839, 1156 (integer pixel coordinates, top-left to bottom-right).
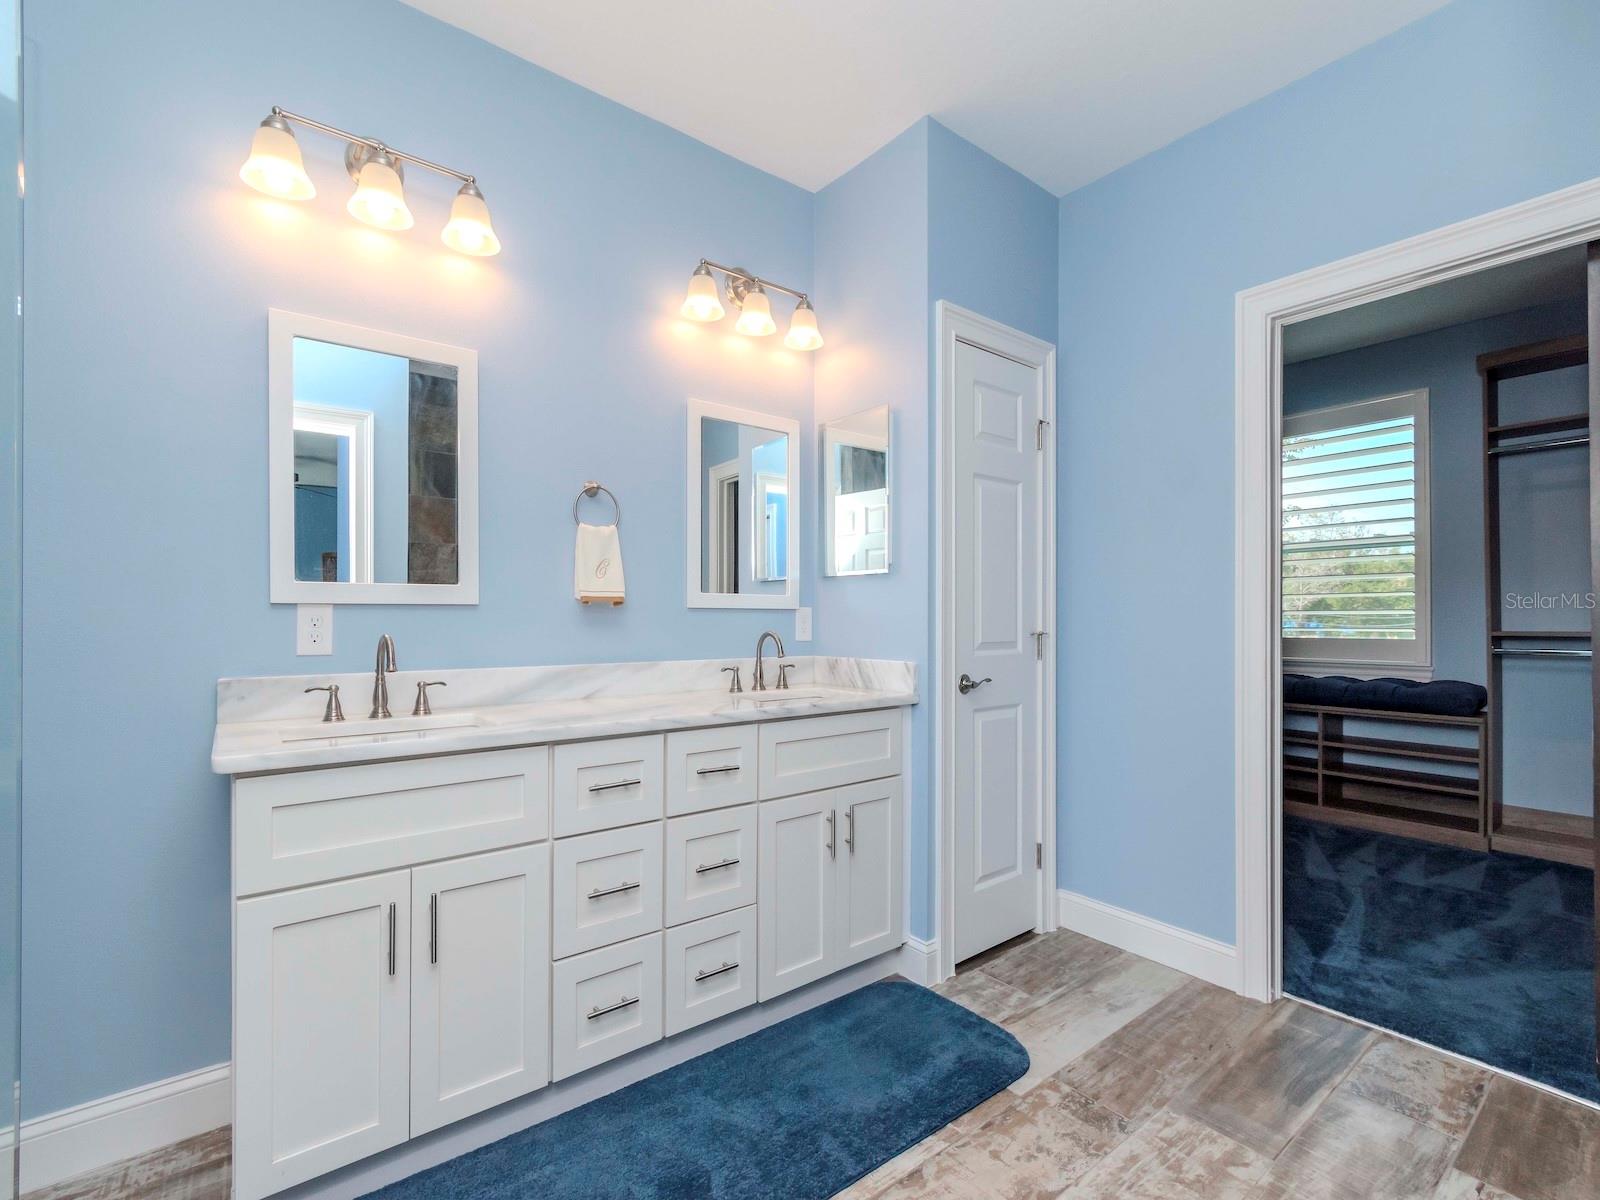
1283, 246, 1588, 364
403, 0, 1452, 194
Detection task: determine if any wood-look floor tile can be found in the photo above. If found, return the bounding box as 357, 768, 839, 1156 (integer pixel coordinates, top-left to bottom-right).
935, 968, 1038, 1025
1058, 978, 1264, 1126
863, 1145, 1002, 1199
1057, 1107, 1271, 1199
836, 1130, 952, 1200
1250, 1089, 1459, 1200
1174, 1000, 1372, 1157
1431, 1168, 1526, 1200
1453, 1076, 1600, 1200
975, 929, 1126, 1001
1342, 1036, 1488, 1138
23, 1127, 231, 1200
1003, 955, 1188, 1093
936, 1078, 1130, 1200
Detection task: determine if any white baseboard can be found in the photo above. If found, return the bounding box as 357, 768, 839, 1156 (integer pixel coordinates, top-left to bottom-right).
1057, 890, 1240, 992
19, 1063, 230, 1193
897, 937, 940, 986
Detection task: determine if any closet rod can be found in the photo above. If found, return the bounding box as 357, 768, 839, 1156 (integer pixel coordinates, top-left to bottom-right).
1491, 647, 1592, 658
1485, 434, 1590, 457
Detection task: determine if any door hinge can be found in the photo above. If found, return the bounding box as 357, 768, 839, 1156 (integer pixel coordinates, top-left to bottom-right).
1035, 842, 1043, 868
1036, 418, 1051, 450
1032, 630, 1048, 660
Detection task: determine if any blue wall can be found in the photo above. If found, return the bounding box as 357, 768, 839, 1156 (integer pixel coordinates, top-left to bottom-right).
1285, 299, 1592, 815
1057, 0, 1600, 942
22, 0, 814, 1117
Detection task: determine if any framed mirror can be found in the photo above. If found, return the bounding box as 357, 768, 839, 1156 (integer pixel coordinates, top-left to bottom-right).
822, 404, 890, 576
268, 310, 478, 604
686, 398, 800, 609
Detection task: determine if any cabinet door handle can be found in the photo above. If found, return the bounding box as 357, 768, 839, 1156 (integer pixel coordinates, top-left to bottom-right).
387, 902, 396, 977
846, 805, 856, 854
826, 810, 836, 859
429, 893, 438, 966
586, 994, 641, 1020
695, 960, 739, 982
588, 880, 642, 900
588, 777, 642, 793
695, 764, 740, 776
694, 856, 741, 874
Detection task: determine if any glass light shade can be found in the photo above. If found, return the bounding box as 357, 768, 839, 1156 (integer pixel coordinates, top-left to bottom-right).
347, 156, 413, 231
735, 285, 777, 337
681, 267, 725, 322
441, 183, 501, 256
784, 301, 823, 351
239, 119, 315, 201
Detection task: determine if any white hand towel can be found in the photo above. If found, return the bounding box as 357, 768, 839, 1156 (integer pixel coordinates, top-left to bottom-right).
575, 522, 625, 605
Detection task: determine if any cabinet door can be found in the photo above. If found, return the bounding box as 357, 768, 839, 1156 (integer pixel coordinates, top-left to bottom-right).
234, 873, 410, 1200
837, 778, 904, 967
758, 791, 837, 1001
410, 844, 551, 1136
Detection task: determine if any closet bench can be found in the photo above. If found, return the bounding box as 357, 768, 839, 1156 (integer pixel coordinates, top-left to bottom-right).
1283, 675, 1489, 851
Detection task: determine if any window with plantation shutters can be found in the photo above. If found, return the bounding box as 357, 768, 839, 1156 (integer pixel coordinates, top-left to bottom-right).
1282, 390, 1432, 674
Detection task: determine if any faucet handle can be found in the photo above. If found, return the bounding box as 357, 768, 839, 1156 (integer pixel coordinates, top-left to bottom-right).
721, 665, 743, 694
304, 684, 345, 723
776, 662, 796, 690
412, 680, 448, 717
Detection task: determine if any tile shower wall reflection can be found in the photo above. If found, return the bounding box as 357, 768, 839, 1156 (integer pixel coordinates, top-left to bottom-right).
408, 363, 459, 585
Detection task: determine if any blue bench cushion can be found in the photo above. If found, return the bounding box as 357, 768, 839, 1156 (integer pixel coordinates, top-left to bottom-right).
1283, 674, 1487, 717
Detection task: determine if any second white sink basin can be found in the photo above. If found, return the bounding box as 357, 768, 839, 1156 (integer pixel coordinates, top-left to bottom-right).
277, 711, 491, 744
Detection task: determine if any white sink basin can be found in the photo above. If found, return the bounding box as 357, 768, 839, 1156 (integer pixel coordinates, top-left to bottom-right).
277, 711, 491, 744
726, 692, 825, 710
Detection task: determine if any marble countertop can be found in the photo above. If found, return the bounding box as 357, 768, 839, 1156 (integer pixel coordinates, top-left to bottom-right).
211, 656, 916, 775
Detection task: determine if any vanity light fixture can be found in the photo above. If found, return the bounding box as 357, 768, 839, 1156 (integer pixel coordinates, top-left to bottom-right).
239, 106, 500, 256
680, 259, 822, 350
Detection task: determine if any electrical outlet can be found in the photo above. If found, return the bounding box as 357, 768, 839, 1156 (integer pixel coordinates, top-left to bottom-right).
297, 604, 333, 656
794, 606, 813, 642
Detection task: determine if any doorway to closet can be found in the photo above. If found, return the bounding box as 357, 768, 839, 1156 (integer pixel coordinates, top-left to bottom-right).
1273, 240, 1598, 1104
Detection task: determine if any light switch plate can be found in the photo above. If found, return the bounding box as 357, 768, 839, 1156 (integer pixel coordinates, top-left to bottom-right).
296, 604, 333, 655
794, 606, 813, 642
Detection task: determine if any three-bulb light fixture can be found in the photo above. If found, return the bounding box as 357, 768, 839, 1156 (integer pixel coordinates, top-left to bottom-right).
681, 260, 823, 351
239, 107, 501, 257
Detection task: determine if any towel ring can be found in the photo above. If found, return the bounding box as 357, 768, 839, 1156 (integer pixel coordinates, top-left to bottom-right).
573, 481, 621, 527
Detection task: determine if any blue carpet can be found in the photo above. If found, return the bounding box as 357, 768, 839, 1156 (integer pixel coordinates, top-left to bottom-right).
364, 980, 1028, 1200
1283, 815, 1598, 1102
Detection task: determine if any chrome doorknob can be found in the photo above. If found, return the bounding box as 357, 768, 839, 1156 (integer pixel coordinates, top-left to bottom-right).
958, 673, 992, 694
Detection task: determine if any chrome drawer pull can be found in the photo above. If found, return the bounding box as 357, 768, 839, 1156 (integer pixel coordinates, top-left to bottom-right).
695, 764, 741, 776
695, 961, 739, 983
694, 856, 741, 875
588, 778, 642, 793
586, 994, 641, 1020
587, 880, 642, 900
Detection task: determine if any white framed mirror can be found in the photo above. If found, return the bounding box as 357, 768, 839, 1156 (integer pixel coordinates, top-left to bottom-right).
822, 404, 890, 576
268, 310, 479, 604
686, 398, 800, 609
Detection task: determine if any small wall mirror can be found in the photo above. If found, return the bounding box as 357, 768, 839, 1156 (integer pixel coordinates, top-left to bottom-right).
822, 404, 890, 576
269, 310, 478, 604
686, 398, 800, 609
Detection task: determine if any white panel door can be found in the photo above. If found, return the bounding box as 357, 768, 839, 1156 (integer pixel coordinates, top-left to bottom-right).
234, 873, 410, 1200
952, 340, 1043, 963
410, 844, 551, 1136
837, 778, 903, 967
758, 791, 837, 1000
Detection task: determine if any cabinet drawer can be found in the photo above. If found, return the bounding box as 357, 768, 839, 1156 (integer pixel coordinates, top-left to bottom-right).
757, 710, 901, 800
551, 933, 663, 1081
552, 824, 664, 958
553, 735, 664, 836
665, 726, 758, 816
234, 748, 549, 896
664, 806, 757, 926
664, 907, 757, 1037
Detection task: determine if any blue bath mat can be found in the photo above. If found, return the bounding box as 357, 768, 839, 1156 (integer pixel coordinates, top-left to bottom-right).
364, 980, 1027, 1200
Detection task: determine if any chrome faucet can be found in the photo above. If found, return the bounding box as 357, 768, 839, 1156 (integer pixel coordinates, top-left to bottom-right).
371, 634, 398, 718
753, 630, 785, 691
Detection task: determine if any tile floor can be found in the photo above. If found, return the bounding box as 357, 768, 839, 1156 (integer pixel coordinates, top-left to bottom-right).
26, 930, 1600, 1200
